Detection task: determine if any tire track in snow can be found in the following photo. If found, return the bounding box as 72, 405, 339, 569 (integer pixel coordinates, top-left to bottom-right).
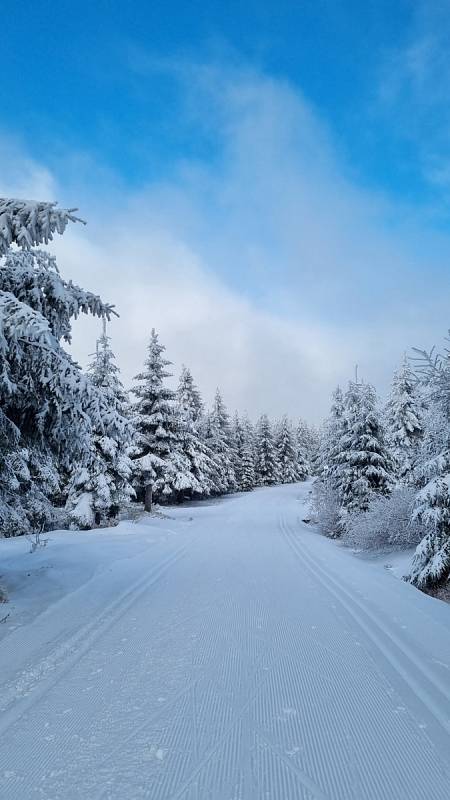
280, 515, 450, 749
0, 544, 188, 738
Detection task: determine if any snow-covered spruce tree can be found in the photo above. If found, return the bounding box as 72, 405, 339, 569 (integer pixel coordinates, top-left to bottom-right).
131, 330, 194, 510
336, 381, 392, 515
407, 336, 450, 590
87, 320, 129, 408
255, 414, 279, 486
231, 412, 245, 490
0, 409, 59, 536
65, 322, 135, 529
231, 412, 256, 492
385, 355, 423, 483
202, 389, 237, 494
312, 387, 346, 537
276, 416, 298, 483
177, 364, 203, 423
296, 418, 319, 477
240, 415, 256, 491
0, 201, 128, 534
316, 387, 345, 481
175, 365, 213, 498
306, 424, 321, 476
295, 420, 309, 481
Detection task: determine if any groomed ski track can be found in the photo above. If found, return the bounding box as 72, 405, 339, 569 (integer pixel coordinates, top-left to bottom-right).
1, 482, 450, 799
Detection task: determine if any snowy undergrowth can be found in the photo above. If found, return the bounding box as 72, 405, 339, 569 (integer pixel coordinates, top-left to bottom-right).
305, 487, 419, 584
0, 509, 194, 644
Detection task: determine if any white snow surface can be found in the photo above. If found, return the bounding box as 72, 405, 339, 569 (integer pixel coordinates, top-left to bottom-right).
1, 481, 450, 799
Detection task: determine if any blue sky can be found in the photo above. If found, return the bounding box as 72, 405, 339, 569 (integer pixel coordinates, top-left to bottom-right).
1, 0, 438, 198
1, 1, 449, 420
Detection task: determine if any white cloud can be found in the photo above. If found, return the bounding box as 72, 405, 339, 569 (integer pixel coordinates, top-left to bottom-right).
1, 65, 448, 422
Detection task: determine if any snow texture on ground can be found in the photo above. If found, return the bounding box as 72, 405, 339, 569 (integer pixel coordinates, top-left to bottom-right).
1, 482, 450, 799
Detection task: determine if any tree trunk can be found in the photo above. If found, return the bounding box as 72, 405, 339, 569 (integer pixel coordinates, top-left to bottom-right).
144, 483, 153, 513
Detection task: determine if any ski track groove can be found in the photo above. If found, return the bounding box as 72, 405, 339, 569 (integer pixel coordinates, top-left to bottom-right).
3, 485, 450, 800
162, 660, 272, 800
0, 544, 188, 738
254, 735, 314, 800
280, 514, 450, 745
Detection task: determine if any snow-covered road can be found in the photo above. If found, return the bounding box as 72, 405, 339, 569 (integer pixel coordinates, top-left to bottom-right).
1, 482, 450, 799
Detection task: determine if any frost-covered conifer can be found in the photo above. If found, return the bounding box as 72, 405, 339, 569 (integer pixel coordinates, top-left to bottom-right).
407, 337, 450, 589
203, 389, 237, 494
177, 365, 203, 423
0, 202, 126, 535
231, 412, 245, 490
317, 387, 345, 483
88, 320, 128, 407
131, 329, 190, 510
312, 387, 346, 537
66, 322, 135, 529
385, 356, 422, 482
337, 382, 392, 514
0, 249, 112, 342
255, 414, 279, 485
240, 415, 256, 491
295, 420, 309, 481
175, 365, 213, 498
231, 412, 256, 492
276, 416, 298, 483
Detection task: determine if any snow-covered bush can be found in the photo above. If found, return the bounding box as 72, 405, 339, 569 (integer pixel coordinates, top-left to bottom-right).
343, 487, 422, 551
311, 479, 343, 539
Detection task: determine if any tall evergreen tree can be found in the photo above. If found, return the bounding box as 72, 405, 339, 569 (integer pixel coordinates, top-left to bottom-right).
177, 364, 203, 423
408, 336, 450, 589
66, 322, 135, 529
317, 387, 346, 483
337, 381, 392, 514
203, 389, 237, 494
240, 415, 256, 491
231, 412, 245, 490
176, 365, 212, 498
131, 329, 187, 510
295, 419, 310, 481
385, 356, 423, 482
312, 387, 347, 538
88, 321, 129, 407
231, 412, 256, 492
0, 203, 128, 534
276, 416, 298, 483
255, 414, 279, 486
